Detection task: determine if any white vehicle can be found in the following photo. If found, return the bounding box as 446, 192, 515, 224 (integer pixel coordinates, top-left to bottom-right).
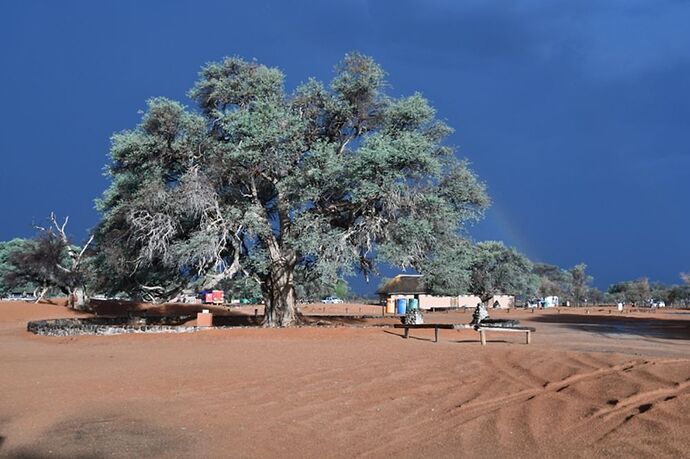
322, 296, 344, 304
5, 292, 37, 302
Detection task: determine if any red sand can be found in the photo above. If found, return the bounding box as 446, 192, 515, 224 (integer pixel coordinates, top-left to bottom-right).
1, 301, 689, 458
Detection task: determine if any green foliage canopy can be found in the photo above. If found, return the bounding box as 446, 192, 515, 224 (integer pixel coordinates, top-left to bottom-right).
0, 238, 37, 296
467, 241, 538, 301
94, 53, 490, 325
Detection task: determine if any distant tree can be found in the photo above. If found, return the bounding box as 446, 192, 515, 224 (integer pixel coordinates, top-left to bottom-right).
0, 238, 37, 297
628, 277, 651, 306
569, 263, 592, 306
668, 284, 690, 307
681, 272, 690, 285
333, 279, 351, 299
586, 286, 605, 305
94, 53, 489, 326
649, 282, 672, 305
293, 275, 329, 301
218, 275, 262, 302
467, 241, 538, 303
419, 239, 474, 296
533, 262, 571, 298
537, 277, 560, 298
606, 278, 651, 306
6, 214, 93, 307
605, 282, 627, 304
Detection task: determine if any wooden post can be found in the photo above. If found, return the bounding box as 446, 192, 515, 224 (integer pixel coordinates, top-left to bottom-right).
526, 330, 531, 344
479, 329, 486, 346
254, 308, 258, 318
434, 326, 439, 343
404, 327, 409, 339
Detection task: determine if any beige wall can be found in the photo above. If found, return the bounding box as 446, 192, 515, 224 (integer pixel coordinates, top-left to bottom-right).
424, 294, 515, 310
486, 295, 515, 309
450, 295, 514, 309
418, 295, 456, 309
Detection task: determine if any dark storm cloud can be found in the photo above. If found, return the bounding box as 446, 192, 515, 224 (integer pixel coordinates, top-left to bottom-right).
0, 0, 689, 290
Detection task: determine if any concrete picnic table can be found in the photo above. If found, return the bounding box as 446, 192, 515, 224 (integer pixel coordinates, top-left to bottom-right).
393, 323, 535, 345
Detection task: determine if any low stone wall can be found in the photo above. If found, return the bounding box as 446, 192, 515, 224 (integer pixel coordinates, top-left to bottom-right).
27, 317, 201, 336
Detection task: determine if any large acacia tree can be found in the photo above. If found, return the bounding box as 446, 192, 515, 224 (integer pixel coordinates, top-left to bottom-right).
94, 53, 489, 326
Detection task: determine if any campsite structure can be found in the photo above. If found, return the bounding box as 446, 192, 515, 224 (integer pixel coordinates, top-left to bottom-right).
378, 274, 515, 310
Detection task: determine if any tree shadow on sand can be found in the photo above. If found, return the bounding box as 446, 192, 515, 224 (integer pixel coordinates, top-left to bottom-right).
382, 329, 512, 344
87, 299, 246, 317
529, 313, 690, 341
382, 329, 436, 342
85, 301, 374, 328
4, 414, 193, 459
212, 314, 372, 327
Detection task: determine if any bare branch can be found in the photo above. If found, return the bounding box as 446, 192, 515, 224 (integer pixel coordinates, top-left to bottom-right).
338, 136, 352, 154
55, 263, 72, 273
128, 210, 177, 264
140, 284, 166, 291
49, 212, 69, 244
77, 234, 95, 261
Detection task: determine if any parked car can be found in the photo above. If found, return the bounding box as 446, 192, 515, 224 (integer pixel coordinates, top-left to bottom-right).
5, 292, 37, 302
322, 296, 344, 304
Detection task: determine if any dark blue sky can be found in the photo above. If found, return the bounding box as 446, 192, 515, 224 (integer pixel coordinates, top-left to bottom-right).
1, 0, 689, 291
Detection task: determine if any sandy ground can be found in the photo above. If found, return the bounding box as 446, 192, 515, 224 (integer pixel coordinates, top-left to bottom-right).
1, 301, 689, 458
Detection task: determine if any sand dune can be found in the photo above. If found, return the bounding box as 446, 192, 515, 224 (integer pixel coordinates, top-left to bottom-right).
0, 301, 689, 458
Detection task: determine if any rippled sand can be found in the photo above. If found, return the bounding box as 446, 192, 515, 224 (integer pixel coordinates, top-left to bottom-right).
1, 301, 689, 458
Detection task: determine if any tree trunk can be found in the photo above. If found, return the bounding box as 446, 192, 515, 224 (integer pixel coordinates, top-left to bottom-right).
34, 286, 49, 304
262, 265, 298, 327
67, 286, 88, 310
480, 293, 493, 307
263, 286, 297, 327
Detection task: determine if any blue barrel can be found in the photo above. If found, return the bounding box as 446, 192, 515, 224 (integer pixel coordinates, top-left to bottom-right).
408, 298, 419, 310
396, 298, 407, 315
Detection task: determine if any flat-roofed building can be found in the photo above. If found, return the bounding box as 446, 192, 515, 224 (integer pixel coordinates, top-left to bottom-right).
377, 274, 514, 309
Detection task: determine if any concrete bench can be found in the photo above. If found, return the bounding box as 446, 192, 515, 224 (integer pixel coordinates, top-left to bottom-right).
477, 327, 532, 345
393, 323, 534, 345
393, 323, 471, 342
